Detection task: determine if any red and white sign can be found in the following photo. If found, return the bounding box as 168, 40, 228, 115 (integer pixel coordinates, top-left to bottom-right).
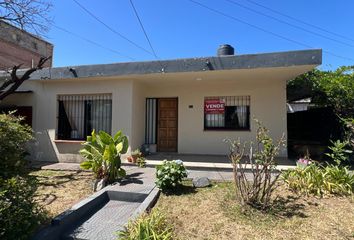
204, 99, 225, 114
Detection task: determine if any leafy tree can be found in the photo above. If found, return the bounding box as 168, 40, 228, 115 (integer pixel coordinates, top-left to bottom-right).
287, 66, 354, 149
288, 66, 354, 118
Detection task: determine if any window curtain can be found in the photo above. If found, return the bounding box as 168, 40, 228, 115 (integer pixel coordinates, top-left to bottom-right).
90, 99, 112, 134
63, 100, 85, 139
205, 113, 225, 127
237, 106, 248, 128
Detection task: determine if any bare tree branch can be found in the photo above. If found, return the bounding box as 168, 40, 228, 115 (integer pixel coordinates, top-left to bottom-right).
0, 56, 50, 101
0, 0, 52, 36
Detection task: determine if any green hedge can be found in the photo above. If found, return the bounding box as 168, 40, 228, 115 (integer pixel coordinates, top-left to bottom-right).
0, 113, 45, 239
0, 176, 46, 240
0, 113, 33, 178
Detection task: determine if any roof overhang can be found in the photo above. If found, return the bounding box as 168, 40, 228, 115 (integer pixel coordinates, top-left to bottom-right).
0, 49, 322, 81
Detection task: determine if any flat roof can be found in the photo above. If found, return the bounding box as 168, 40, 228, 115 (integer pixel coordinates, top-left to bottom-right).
1, 49, 322, 81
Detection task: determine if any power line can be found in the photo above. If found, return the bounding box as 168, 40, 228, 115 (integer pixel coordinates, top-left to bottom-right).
187, 0, 354, 62
71, 0, 153, 56
53, 24, 135, 61
245, 0, 354, 44
129, 0, 160, 61
225, 0, 354, 49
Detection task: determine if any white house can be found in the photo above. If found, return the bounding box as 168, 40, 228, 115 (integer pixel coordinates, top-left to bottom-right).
0, 45, 322, 163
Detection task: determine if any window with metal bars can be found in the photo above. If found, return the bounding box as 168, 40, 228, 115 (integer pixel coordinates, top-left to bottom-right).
204, 96, 250, 130
57, 94, 112, 140
145, 98, 157, 144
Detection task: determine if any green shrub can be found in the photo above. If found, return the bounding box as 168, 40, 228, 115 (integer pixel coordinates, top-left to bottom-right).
155, 160, 187, 192
117, 208, 173, 240
136, 156, 146, 168
325, 139, 353, 165
79, 130, 128, 183
0, 176, 46, 240
0, 113, 33, 178
282, 163, 354, 196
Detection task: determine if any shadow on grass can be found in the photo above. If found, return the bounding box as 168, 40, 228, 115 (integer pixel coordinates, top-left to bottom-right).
269, 195, 307, 218
221, 186, 308, 224
162, 183, 197, 196
29, 170, 91, 188
33, 173, 78, 187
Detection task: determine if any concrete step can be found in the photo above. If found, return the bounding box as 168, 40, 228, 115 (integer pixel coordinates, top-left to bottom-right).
141, 160, 296, 171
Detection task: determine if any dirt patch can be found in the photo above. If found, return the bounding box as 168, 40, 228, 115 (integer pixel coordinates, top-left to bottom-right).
156, 181, 354, 240
29, 170, 94, 218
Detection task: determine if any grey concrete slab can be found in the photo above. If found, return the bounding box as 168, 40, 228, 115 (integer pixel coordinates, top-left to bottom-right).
33, 167, 158, 240
7, 49, 321, 81
187, 169, 233, 181
64, 200, 141, 240
40, 162, 82, 171
145, 153, 296, 166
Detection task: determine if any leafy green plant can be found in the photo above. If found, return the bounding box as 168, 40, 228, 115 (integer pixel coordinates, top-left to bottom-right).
137, 156, 146, 168
282, 163, 354, 196
224, 119, 286, 209
128, 149, 146, 167
325, 140, 353, 165
155, 160, 187, 192
79, 130, 128, 184
0, 176, 46, 240
0, 112, 33, 178
131, 148, 142, 157
117, 208, 173, 240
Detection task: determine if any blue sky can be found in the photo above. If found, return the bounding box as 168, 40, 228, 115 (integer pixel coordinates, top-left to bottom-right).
46, 0, 354, 70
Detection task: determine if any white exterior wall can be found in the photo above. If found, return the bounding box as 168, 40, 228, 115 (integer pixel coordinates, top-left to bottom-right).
138, 78, 287, 156
0, 66, 309, 162
1, 79, 135, 162
131, 80, 146, 151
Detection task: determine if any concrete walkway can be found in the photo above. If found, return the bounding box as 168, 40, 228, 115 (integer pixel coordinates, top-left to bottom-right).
34, 166, 158, 240
34, 159, 294, 182
145, 153, 296, 171
36, 161, 236, 181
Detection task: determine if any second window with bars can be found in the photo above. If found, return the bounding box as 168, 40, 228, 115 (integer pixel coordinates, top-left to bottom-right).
204, 96, 250, 130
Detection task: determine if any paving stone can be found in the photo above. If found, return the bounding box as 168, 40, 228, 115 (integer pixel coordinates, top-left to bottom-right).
64, 200, 141, 240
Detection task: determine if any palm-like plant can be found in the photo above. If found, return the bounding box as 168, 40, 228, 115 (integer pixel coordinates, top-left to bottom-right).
79, 130, 128, 184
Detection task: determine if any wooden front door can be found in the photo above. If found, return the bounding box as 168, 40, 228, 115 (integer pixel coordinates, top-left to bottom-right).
157, 98, 178, 152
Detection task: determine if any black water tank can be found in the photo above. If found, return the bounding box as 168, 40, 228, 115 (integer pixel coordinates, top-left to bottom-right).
217, 44, 234, 56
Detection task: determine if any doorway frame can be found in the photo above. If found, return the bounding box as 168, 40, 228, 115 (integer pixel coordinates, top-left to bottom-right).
145, 97, 178, 153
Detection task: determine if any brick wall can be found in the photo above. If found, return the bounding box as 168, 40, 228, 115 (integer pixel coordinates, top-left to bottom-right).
0, 20, 53, 69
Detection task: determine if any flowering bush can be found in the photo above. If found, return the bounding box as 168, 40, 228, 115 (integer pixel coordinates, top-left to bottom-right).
296, 158, 312, 168
155, 160, 187, 192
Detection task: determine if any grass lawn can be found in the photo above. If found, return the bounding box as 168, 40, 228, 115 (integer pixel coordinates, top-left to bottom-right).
29, 170, 94, 218
156, 181, 354, 240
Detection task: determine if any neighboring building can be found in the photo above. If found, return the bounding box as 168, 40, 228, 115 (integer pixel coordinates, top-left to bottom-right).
287, 98, 312, 113
0, 20, 53, 68
0, 45, 322, 163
